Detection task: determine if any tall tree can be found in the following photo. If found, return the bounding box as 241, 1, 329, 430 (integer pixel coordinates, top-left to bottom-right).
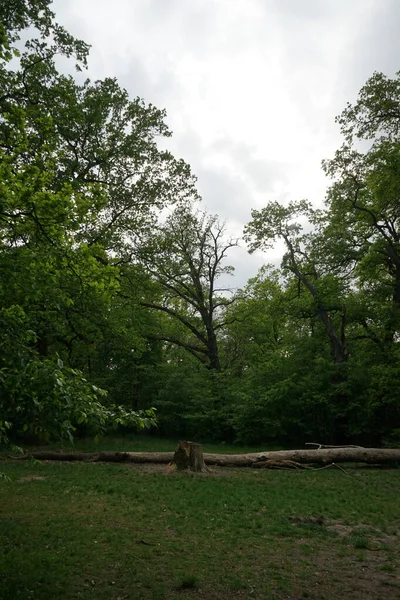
322, 71, 400, 347
244, 201, 350, 364
138, 206, 238, 371
0, 0, 195, 441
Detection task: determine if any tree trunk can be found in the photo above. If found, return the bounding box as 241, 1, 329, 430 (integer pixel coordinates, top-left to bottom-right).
170, 441, 209, 472
12, 447, 400, 466
207, 331, 221, 371
317, 307, 349, 363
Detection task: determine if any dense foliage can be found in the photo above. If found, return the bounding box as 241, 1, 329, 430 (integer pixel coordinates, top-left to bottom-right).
1, 1, 399, 446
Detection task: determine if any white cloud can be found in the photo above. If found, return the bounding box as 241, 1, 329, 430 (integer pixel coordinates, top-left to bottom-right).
53, 0, 400, 286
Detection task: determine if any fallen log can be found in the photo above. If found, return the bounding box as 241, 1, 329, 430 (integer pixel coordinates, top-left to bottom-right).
8, 447, 400, 466
204, 448, 400, 466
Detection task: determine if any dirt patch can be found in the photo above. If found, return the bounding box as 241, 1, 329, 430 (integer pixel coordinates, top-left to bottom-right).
326, 523, 354, 537
122, 462, 248, 476
17, 475, 48, 483
303, 546, 399, 599
327, 521, 399, 543
289, 524, 400, 599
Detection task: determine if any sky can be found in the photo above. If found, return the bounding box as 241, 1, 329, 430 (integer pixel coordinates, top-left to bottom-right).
53, 0, 400, 289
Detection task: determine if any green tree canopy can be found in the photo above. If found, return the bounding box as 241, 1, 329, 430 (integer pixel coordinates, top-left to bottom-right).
0, 0, 196, 443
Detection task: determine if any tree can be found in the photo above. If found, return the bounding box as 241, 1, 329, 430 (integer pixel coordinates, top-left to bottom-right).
322, 71, 400, 347
240, 71, 400, 445
317, 71, 400, 444
0, 0, 196, 442
138, 206, 238, 371
244, 201, 350, 364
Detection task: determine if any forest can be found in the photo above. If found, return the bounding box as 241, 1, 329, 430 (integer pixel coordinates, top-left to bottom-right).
1, 0, 400, 450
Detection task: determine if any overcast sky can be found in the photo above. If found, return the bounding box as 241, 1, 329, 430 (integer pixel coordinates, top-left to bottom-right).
53, 0, 400, 289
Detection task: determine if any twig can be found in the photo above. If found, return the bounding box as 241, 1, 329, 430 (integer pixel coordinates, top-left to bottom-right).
305, 443, 364, 449
307, 462, 351, 475
254, 459, 351, 475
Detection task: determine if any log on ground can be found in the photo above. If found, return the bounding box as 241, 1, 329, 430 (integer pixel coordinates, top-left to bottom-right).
204, 448, 400, 466
9, 447, 400, 466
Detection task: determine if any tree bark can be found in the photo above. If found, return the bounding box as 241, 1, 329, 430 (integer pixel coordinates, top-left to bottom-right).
11, 447, 400, 466
170, 441, 209, 472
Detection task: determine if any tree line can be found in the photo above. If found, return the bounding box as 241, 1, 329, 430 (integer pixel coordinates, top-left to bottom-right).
1, 0, 399, 447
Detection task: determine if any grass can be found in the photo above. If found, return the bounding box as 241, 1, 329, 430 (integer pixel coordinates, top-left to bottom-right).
0, 439, 399, 599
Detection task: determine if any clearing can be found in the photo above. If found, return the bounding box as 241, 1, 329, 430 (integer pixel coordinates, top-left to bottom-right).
0, 442, 399, 599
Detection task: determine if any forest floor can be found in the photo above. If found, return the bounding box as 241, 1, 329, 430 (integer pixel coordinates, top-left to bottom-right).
0, 437, 399, 599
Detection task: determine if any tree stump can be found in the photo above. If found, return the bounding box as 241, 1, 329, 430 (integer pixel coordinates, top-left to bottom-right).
170, 441, 209, 472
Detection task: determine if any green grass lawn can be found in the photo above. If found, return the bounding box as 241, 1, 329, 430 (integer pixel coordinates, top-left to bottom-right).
0, 443, 399, 599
